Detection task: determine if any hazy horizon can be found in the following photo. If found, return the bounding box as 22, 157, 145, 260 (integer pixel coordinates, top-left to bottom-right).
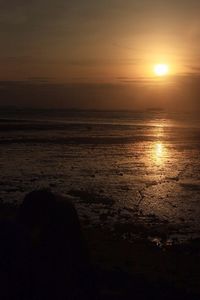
1, 1, 200, 110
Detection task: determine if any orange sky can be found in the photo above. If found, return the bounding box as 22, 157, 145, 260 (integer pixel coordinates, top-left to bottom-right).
0, 0, 200, 109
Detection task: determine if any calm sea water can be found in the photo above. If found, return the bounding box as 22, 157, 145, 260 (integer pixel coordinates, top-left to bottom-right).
0, 109, 200, 243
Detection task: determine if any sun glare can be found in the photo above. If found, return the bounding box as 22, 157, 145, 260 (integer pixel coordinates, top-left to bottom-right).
154, 64, 169, 76
152, 142, 166, 165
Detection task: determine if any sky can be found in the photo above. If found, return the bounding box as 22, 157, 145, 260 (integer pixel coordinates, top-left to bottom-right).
0, 0, 200, 110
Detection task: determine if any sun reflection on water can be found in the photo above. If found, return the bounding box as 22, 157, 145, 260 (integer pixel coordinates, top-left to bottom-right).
152, 142, 166, 165
156, 142, 163, 157
140, 123, 171, 168
149, 123, 168, 166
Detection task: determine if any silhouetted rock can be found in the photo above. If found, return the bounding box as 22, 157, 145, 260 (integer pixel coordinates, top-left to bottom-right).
0, 221, 31, 300
18, 189, 97, 300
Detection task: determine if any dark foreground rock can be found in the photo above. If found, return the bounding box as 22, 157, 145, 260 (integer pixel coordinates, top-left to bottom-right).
0, 201, 199, 299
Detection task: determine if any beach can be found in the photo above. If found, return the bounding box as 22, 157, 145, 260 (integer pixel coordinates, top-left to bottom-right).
0, 109, 200, 297
0, 109, 200, 243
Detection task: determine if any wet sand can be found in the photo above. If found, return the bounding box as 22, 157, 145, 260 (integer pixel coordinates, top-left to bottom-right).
0, 110, 200, 245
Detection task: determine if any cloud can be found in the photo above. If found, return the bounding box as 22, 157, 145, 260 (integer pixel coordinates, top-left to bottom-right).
27, 77, 55, 83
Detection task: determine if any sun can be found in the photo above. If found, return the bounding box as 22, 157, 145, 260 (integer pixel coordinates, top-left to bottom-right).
154, 64, 169, 76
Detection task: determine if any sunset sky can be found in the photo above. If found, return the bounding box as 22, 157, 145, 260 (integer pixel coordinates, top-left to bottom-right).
1, 0, 200, 109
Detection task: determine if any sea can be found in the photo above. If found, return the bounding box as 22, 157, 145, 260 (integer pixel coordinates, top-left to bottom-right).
0, 109, 200, 244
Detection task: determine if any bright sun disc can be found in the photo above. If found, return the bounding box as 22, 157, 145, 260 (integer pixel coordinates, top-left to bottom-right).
154, 64, 169, 76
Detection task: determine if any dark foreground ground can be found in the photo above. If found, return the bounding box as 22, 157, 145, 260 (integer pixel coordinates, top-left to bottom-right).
1, 202, 200, 300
